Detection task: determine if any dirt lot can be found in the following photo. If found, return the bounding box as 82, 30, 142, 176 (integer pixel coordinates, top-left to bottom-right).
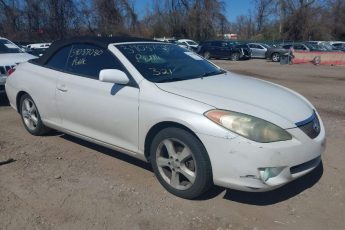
1, 59, 344, 230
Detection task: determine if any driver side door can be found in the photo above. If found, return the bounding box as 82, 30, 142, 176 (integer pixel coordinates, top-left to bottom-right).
56, 44, 140, 153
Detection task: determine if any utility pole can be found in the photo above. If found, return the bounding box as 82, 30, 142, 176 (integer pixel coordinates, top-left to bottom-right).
275, 0, 286, 40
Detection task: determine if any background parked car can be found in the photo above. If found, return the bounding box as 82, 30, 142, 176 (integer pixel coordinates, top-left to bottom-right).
247, 43, 271, 58
177, 39, 199, 51
266, 43, 327, 62
332, 43, 345, 51
329, 41, 345, 51
197, 40, 251, 61
26, 42, 51, 57
305, 41, 340, 51
266, 44, 293, 62
153, 37, 177, 43
27, 48, 49, 57
0, 61, 15, 95
0, 37, 36, 95
26, 43, 51, 49
13, 41, 31, 52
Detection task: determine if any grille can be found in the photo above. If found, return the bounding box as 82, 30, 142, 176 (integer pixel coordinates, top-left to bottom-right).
290, 156, 321, 174
296, 112, 321, 139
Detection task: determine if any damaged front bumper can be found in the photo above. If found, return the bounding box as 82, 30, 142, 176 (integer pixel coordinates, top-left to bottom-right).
196, 121, 326, 192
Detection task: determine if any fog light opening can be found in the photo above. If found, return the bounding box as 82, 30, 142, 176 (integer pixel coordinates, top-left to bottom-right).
259, 167, 284, 182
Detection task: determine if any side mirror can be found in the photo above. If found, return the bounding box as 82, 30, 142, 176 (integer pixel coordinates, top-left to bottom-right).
99, 69, 129, 85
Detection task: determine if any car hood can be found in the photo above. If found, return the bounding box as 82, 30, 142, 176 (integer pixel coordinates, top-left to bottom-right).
156, 72, 313, 129
0, 53, 36, 65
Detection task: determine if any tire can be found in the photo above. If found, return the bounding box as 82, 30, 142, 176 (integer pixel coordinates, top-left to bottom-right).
203, 51, 211, 59
230, 52, 240, 61
150, 127, 213, 199
19, 94, 50, 136
271, 52, 280, 62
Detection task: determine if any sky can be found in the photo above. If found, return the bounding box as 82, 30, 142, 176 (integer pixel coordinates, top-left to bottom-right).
133, 0, 254, 22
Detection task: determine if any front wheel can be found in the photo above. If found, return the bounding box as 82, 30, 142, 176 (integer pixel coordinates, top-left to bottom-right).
150, 128, 213, 199
20, 94, 50, 136
230, 52, 240, 61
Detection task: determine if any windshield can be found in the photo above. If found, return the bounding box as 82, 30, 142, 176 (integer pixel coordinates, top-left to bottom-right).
0, 39, 23, 54
116, 43, 224, 83
319, 42, 334, 51
305, 43, 326, 51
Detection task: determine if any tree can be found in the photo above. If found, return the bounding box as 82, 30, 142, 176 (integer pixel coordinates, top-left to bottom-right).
0, 0, 344, 42
142, 0, 228, 41
254, 0, 274, 33
0, 0, 23, 39
92, 0, 139, 36
327, 0, 345, 40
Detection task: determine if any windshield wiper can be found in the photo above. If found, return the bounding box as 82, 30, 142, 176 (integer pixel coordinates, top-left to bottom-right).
155, 69, 226, 83
197, 69, 226, 78
155, 77, 187, 83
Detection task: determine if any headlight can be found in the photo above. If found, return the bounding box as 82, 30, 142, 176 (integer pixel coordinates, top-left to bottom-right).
205, 110, 292, 143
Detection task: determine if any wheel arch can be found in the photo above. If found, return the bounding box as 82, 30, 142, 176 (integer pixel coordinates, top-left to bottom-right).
230, 51, 240, 60
144, 121, 206, 162
16, 91, 29, 113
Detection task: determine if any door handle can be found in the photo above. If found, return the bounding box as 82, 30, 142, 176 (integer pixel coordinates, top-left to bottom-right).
57, 84, 68, 92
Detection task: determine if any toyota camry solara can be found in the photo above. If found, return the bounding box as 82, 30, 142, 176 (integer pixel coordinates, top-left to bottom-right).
5, 37, 326, 199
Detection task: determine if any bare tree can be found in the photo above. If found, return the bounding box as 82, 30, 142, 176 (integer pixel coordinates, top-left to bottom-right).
92, 0, 139, 36
0, 0, 344, 42
254, 0, 274, 33
327, 0, 345, 40
232, 14, 255, 40
0, 0, 23, 39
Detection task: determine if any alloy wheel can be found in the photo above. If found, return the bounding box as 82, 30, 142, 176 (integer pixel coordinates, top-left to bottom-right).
156, 138, 197, 190
21, 98, 39, 131
272, 53, 280, 62
231, 53, 240, 61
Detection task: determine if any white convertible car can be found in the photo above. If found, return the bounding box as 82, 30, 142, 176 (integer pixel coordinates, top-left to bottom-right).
5, 37, 326, 199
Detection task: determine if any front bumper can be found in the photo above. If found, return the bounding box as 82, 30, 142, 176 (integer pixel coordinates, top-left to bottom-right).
239, 49, 252, 59
197, 115, 326, 192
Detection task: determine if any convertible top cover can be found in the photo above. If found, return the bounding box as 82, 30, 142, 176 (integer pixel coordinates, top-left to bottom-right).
34, 36, 156, 65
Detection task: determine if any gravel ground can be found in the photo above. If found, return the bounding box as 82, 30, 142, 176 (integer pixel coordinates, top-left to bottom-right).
0, 59, 344, 230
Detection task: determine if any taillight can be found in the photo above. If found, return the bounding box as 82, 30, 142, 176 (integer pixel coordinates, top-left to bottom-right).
7, 68, 15, 76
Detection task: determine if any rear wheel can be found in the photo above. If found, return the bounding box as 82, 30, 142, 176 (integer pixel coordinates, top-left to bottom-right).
271, 53, 280, 62
150, 127, 213, 199
230, 52, 240, 61
20, 94, 50, 136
